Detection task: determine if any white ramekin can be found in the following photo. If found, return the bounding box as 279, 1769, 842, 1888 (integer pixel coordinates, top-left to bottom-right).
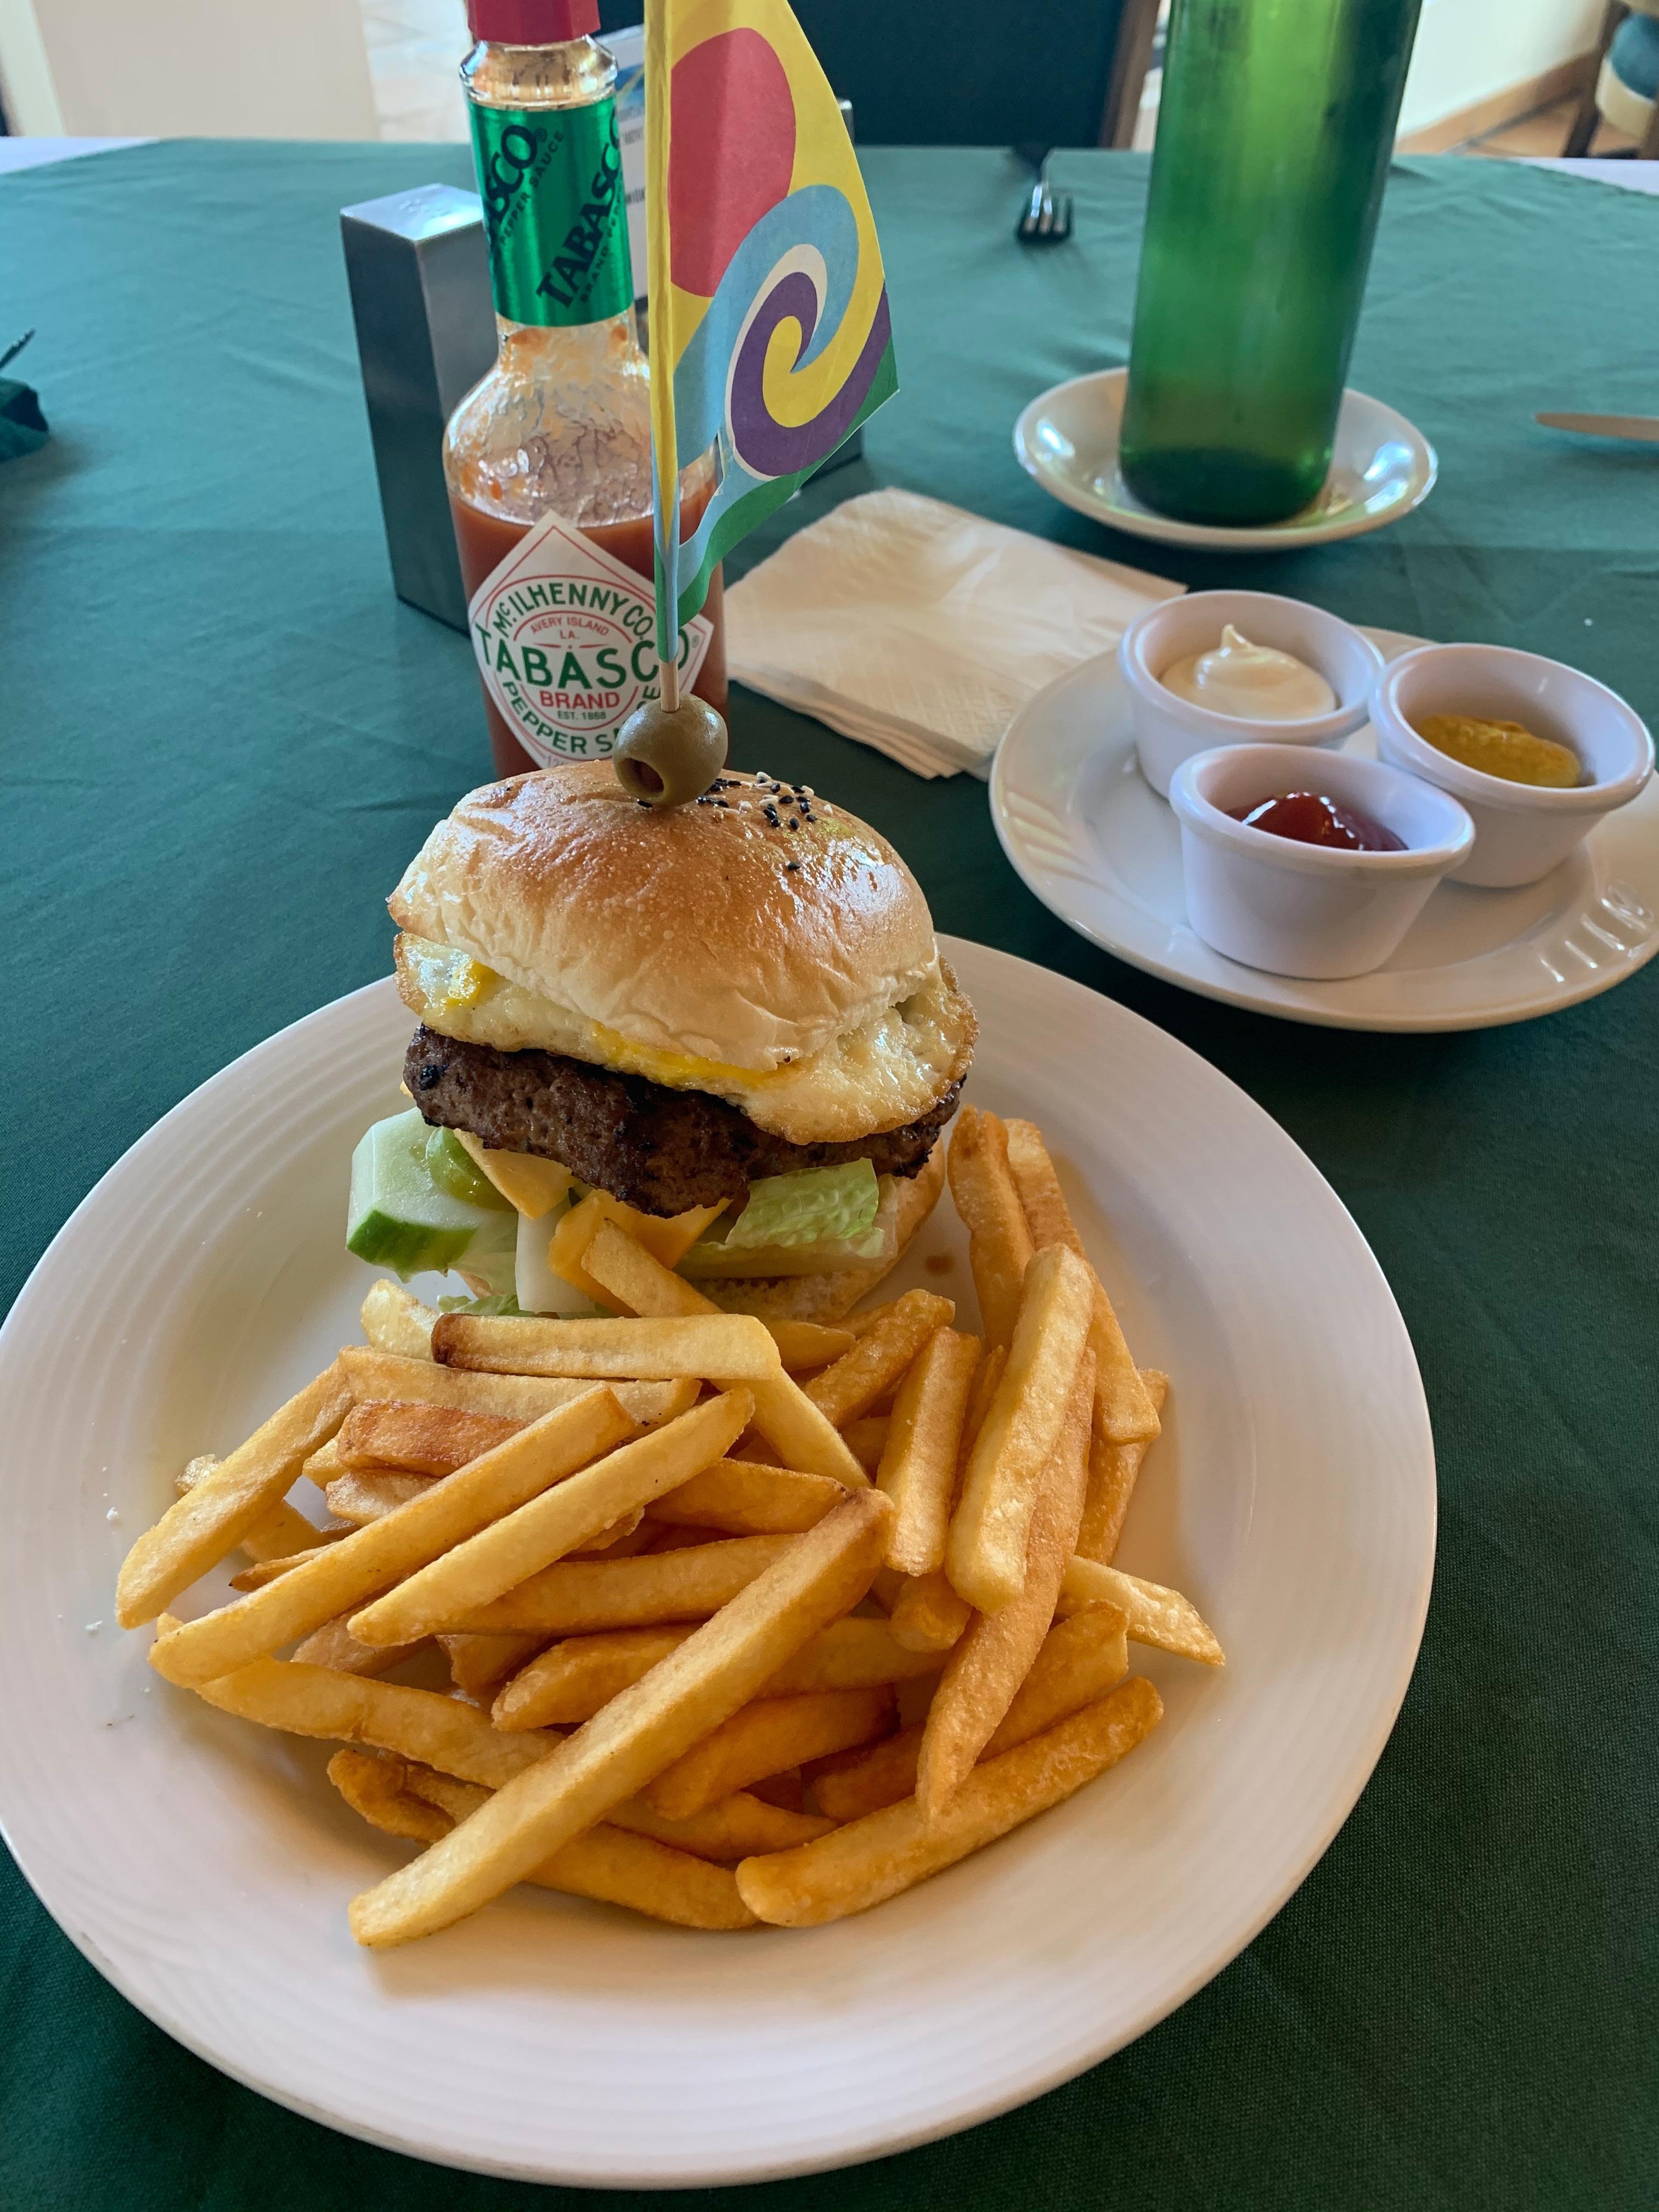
1168, 743, 1475, 979
1119, 590, 1384, 798
1369, 643, 1654, 889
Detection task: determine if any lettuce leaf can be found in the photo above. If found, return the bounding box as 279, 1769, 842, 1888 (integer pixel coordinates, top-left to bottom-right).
718, 1160, 881, 1252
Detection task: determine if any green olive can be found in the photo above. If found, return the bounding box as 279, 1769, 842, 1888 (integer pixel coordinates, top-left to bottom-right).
613, 695, 729, 808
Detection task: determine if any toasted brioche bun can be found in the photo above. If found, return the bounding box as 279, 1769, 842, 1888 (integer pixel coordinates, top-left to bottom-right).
700, 1141, 947, 1323
393, 761, 944, 1070
390, 765, 975, 1148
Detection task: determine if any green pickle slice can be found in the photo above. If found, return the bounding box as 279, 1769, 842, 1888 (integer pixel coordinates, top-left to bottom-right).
425, 1125, 513, 1210
347, 1108, 517, 1285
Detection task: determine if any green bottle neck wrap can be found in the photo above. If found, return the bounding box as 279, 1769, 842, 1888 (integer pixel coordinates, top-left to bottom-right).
469, 95, 633, 328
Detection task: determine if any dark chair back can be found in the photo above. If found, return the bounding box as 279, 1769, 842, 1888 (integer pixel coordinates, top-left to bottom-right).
596, 0, 1139, 146
789, 0, 1130, 144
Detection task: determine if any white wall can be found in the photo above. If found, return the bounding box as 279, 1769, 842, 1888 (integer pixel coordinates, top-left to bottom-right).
1398, 0, 1602, 136
4, 0, 377, 137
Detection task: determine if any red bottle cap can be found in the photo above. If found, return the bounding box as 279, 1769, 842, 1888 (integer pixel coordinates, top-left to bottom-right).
469, 0, 599, 42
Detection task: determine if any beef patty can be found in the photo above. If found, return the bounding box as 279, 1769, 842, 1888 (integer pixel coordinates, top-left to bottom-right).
405, 1026, 961, 1217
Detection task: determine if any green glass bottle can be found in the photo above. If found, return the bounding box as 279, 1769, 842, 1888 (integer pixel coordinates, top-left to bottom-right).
1119, 0, 1422, 527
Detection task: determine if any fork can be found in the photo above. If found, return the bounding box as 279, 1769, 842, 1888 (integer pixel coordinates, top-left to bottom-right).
1014, 145, 1073, 246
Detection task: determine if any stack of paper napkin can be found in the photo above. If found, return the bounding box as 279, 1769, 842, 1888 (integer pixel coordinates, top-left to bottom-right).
724, 487, 1183, 778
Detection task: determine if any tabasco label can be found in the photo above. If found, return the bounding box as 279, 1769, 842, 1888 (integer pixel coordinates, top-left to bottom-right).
467, 512, 712, 764
469, 99, 633, 329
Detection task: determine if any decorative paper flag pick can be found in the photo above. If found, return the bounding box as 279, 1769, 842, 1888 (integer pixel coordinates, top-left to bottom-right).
644, 0, 899, 708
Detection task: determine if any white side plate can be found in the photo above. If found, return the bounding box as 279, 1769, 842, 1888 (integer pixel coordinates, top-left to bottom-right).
991, 640, 1659, 1030
1014, 369, 1437, 551
0, 944, 1435, 2184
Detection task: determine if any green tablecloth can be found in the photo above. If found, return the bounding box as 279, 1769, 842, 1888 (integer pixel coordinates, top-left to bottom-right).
3, 142, 1656, 2211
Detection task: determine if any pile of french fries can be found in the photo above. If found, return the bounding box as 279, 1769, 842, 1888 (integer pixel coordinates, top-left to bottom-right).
116, 1112, 1222, 1946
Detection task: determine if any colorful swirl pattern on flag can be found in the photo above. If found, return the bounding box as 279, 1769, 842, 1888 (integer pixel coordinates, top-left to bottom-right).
645, 0, 898, 660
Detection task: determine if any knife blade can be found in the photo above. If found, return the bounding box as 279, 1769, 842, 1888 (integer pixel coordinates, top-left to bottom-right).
1535, 411, 1659, 444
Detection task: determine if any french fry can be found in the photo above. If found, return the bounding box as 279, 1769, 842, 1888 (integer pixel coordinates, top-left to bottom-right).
156, 1639, 560, 1787
962, 1341, 1007, 1447
336, 1399, 520, 1475
324, 1468, 433, 1525
737, 1678, 1163, 1925
574, 1227, 867, 1489
360, 1280, 438, 1361
330, 1747, 450, 1842
842, 1416, 890, 1475
647, 1686, 894, 1820
393, 1765, 759, 1930
348, 1390, 752, 1648
877, 1329, 982, 1575
1084, 1290, 1161, 1447
987, 1606, 1130, 1754
917, 1352, 1094, 1817
149, 1387, 637, 1687
809, 1725, 925, 1822
321, 1485, 647, 1554
946, 1245, 1094, 1615
882, 1323, 1004, 1649
746, 1373, 869, 1489
294, 1612, 425, 1678
433, 1310, 782, 1384
327, 1469, 653, 1550
1077, 1370, 1168, 1562
803, 1290, 955, 1430
810, 1609, 1130, 1821
346, 1487, 893, 1946
228, 1543, 336, 1590
495, 1615, 943, 1731
768, 1322, 857, 1372
547, 1192, 631, 1311
452, 1132, 572, 1219
548, 1190, 727, 1308
577, 1243, 848, 1386
174, 1453, 325, 1565
646, 1457, 840, 1536
1058, 1555, 1225, 1666
575, 1510, 654, 1557
946, 1109, 1033, 1352
1002, 1119, 1160, 1446
494, 1627, 694, 1729
339, 1753, 759, 1929
888, 1571, 973, 1653
606, 1791, 834, 1858
444, 1533, 799, 1635
580, 1217, 714, 1319
324, 1482, 642, 1557
438, 1630, 549, 1699
117, 1362, 352, 1628
763, 1617, 945, 1697
302, 1438, 347, 1484
338, 1346, 697, 1429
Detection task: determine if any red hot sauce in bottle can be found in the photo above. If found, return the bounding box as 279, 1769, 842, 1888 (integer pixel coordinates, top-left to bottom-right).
1228, 791, 1405, 852
444, 0, 727, 780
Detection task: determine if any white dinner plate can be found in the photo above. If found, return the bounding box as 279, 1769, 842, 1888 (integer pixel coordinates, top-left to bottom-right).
1014, 369, 1437, 551
991, 638, 1659, 1030
0, 943, 1435, 2185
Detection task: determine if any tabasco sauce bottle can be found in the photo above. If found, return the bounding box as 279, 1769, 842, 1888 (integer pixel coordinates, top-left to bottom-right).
445, 0, 727, 775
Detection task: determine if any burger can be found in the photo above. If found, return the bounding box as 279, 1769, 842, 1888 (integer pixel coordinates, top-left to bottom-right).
347, 761, 976, 1322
